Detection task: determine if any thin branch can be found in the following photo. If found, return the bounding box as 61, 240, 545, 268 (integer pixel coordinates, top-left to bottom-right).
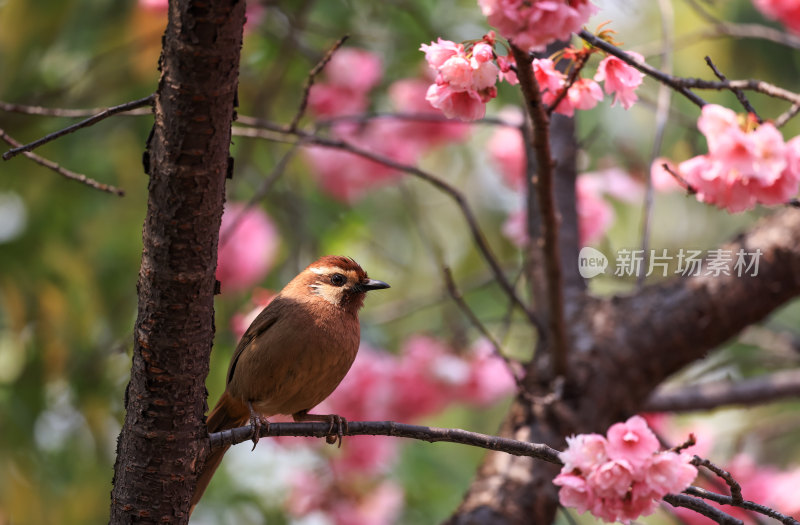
692, 456, 743, 503
545, 51, 590, 117
578, 29, 707, 108
441, 266, 526, 387
0, 128, 125, 196
775, 103, 800, 128
645, 369, 800, 412
315, 111, 511, 128
208, 420, 564, 463
704, 56, 760, 121
232, 121, 544, 334
511, 43, 569, 377
684, 486, 800, 525
701, 22, 800, 51
288, 35, 348, 132
0, 101, 153, 118
2, 94, 154, 160
664, 494, 744, 525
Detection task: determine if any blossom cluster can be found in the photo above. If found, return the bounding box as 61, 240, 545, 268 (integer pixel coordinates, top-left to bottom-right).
554, 415, 697, 523
420, 37, 506, 121
533, 52, 644, 116
672, 104, 800, 212
478, 0, 598, 52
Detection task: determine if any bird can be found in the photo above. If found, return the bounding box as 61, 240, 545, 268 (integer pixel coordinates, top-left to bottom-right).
190, 255, 389, 514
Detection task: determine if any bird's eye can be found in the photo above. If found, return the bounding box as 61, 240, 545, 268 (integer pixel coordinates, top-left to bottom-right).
330, 273, 347, 287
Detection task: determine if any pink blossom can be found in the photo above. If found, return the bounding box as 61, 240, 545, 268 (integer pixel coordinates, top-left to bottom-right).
555, 416, 697, 523
553, 77, 603, 117
553, 473, 594, 513
497, 54, 519, 85
645, 452, 698, 495
753, 0, 800, 34
425, 83, 487, 121
606, 415, 660, 467
560, 433, 608, 473
594, 52, 645, 109
672, 104, 800, 212
587, 459, 635, 498
420, 38, 464, 68
387, 78, 471, 147
479, 0, 598, 52
421, 37, 500, 120
533, 58, 566, 93
215, 204, 279, 293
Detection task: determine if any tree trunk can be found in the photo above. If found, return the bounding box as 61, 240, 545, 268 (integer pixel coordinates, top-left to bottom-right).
109, 1, 245, 523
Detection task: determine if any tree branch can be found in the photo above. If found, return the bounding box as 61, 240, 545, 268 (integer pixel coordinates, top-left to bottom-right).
2, 95, 154, 160
511, 43, 569, 377
684, 486, 800, 525
208, 420, 563, 463
645, 369, 800, 412
663, 494, 744, 525
0, 128, 124, 196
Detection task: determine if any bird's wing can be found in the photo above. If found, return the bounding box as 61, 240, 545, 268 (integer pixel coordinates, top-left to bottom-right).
226, 298, 284, 385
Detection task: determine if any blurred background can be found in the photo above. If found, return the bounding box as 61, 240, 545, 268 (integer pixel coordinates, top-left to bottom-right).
1, 0, 800, 523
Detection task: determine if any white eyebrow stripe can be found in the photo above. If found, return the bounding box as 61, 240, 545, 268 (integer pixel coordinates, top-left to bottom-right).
309, 266, 352, 276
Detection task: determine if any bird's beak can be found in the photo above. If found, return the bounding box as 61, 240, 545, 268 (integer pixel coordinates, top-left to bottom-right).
355, 279, 390, 293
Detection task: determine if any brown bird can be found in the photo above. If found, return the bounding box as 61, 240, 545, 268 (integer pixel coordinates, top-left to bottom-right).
190, 255, 389, 514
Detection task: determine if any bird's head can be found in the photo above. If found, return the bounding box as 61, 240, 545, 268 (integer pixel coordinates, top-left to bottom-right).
286, 255, 389, 314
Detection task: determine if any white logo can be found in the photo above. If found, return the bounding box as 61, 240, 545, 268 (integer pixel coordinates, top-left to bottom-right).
578, 247, 608, 278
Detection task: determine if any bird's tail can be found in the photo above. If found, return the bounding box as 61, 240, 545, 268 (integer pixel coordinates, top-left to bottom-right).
190, 391, 249, 516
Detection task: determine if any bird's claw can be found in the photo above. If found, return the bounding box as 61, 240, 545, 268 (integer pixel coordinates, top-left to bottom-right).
324, 415, 348, 448
248, 402, 269, 451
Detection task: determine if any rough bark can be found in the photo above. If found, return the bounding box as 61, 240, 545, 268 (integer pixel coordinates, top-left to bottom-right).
109, 1, 245, 523
449, 207, 800, 524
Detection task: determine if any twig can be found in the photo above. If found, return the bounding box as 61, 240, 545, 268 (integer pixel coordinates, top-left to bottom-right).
0, 128, 125, 196
704, 56, 761, 122
662, 162, 697, 194
545, 51, 590, 117
645, 369, 800, 412
288, 35, 348, 132
578, 29, 707, 108
684, 486, 800, 525
664, 494, 744, 525
774, 103, 800, 128
692, 456, 743, 503
2, 94, 154, 160
0, 101, 153, 118
315, 111, 510, 128
511, 43, 569, 377
441, 266, 525, 387
208, 420, 564, 463
232, 121, 544, 334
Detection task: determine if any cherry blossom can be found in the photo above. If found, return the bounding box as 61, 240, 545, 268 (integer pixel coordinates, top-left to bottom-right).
420, 37, 501, 120
671, 104, 800, 212
594, 52, 645, 110
215, 204, 279, 293
554, 415, 697, 523
478, 0, 598, 52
